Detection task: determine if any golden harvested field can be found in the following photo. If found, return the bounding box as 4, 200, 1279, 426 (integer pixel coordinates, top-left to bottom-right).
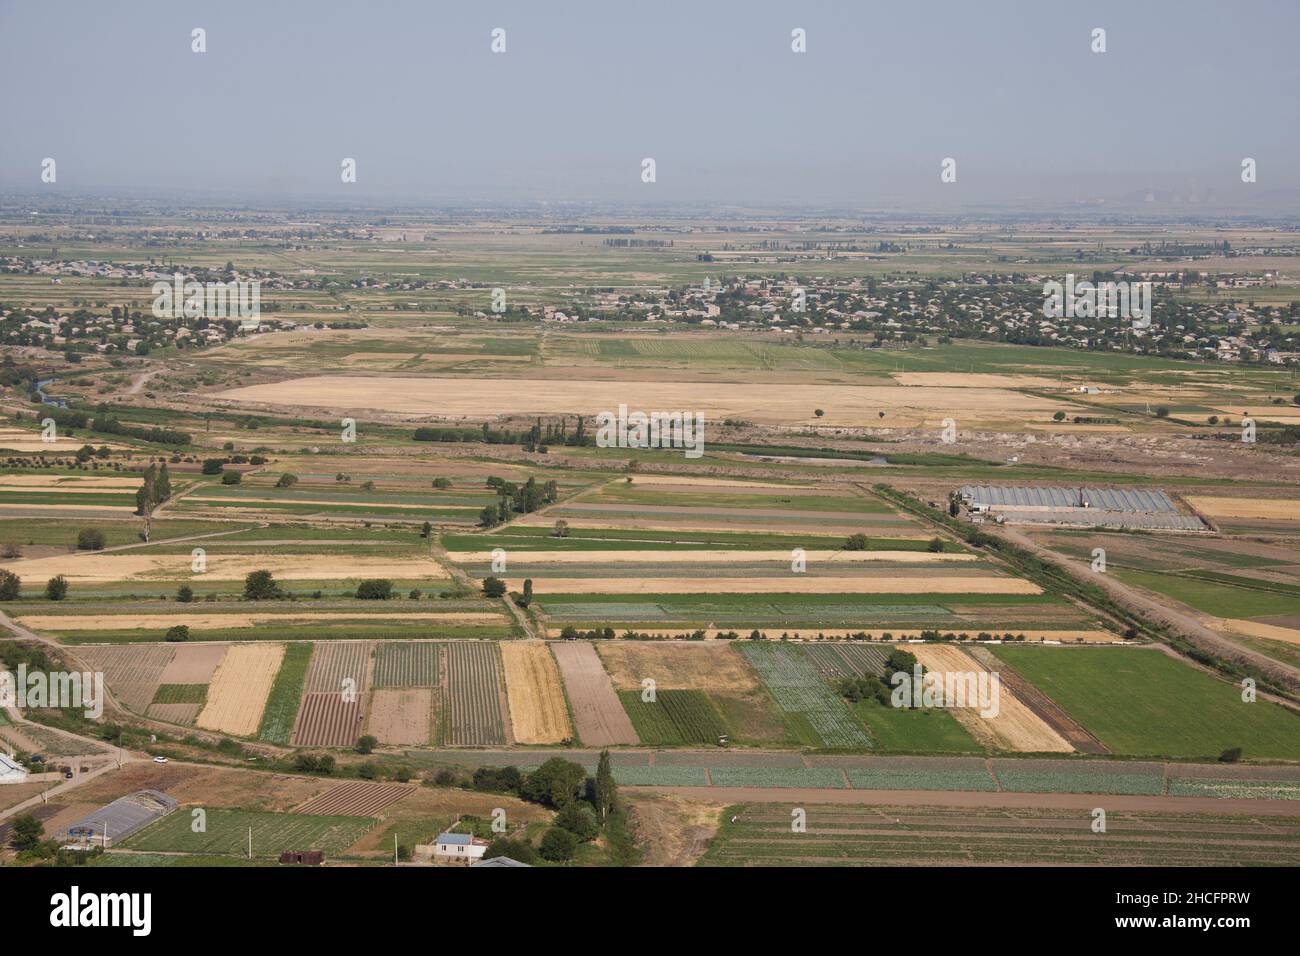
367, 688, 434, 745
595, 641, 763, 694
19, 611, 499, 631
1218, 618, 1300, 647
0, 502, 135, 513
511, 575, 1039, 595
890, 372, 1063, 388
0, 553, 449, 585
0, 427, 125, 453
910, 645, 1072, 753
196, 643, 285, 736
626, 476, 815, 490
451, 549, 977, 565
1185, 497, 1300, 521
499, 642, 572, 744
215, 376, 1080, 427
0, 475, 141, 489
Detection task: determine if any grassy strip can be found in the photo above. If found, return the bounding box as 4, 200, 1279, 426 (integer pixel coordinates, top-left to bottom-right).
256, 642, 313, 744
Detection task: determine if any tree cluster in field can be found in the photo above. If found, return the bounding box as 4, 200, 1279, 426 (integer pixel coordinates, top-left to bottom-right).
415, 416, 593, 451
4, 813, 104, 865
201, 455, 266, 474
242, 569, 285, 601
0, 569, 67, 602
446, 751, 631, 865
836, 648, 922, 707
478, 475, 559, 527
355, 579, 393, 600
845, 533, 944, 553
134, 461, 172, 515
44, 407, 191, 446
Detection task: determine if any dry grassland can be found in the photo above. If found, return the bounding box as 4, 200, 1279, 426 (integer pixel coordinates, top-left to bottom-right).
215, 376, 1078, 427
0, 552, 449, 585
1185, 497, 1300, 521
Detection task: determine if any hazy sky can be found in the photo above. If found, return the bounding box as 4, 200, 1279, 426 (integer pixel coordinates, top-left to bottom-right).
2, 0, 1297, 209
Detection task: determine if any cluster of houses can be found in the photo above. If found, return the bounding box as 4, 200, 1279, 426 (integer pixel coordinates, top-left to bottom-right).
505, 270, 1300, 365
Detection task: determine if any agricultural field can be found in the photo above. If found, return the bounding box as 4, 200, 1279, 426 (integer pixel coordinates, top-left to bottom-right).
499, 642, 572, 744
989, 646, 1300, 761
700, 804, 1300, 867
595, 641, 788, 745
372, 641, 440, 688
120, 807, 377, 859
737, 643, 872, 749
551, 641, 640, 746
619, 690, 729, 746
367, 688, 435, 745
256, 642, 312, 744
196, 644, 285, 736
4, 194, 1300, 878
441, 641, 508, 746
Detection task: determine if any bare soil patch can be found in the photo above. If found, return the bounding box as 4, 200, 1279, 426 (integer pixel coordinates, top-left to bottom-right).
367, 688, 433, 746
551, 642, 639, 746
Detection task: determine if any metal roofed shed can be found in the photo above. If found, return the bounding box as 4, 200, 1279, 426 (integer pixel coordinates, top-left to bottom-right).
958, 485, 1177, 513
955, 485, 1206, 532
0, 753, 28, 784
59, 789, 178, 847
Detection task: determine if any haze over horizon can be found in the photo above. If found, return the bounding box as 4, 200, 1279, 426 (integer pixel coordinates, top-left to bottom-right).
2, 0, 1298, 213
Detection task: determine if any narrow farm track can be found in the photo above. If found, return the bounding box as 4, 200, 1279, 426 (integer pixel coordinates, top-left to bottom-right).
430, 534, 536, 639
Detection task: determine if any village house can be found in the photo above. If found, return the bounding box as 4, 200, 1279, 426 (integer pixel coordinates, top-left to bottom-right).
433, 832, 489, 863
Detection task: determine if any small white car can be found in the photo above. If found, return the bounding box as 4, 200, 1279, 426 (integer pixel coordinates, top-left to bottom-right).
152, 756, 169, 764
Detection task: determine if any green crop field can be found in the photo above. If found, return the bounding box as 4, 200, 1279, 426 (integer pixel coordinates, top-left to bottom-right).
848, 700, 980, 753
151, 684, 208, 706
257, 642, 313, 744
737, 643, 872, 749
618, 689, 729, 745
121, 808, 377, 858
1115, 569, 1300, 619
990, 646, 1300, 760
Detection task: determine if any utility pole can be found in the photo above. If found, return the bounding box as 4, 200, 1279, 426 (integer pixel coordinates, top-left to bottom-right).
248, 827, 252, 860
